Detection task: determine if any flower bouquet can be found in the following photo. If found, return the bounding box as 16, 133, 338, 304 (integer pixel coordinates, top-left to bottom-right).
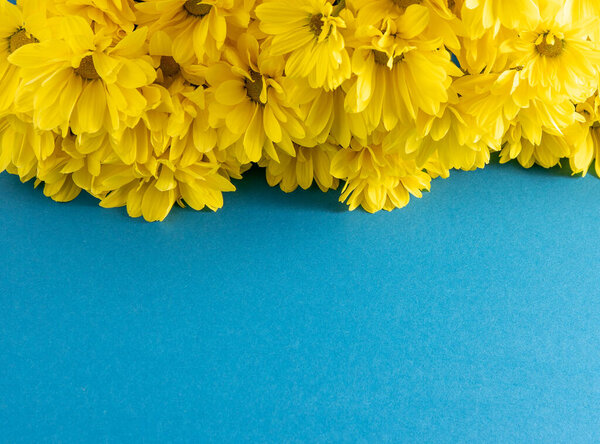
1, 0, 599, 221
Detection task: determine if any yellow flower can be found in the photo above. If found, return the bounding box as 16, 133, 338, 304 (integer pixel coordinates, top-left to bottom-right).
136, 0, 252, 63
330, 135, 431, 212
499, 5, 600, 102
0, 0, 47, 113
207, 33, 306, 163
499, 122, 574, 169
0, 114, 43, 181
344, 10, 461, 132
569, 95, 600, 176
456, 71, 584, 152
166, 78, 220, 166
461, 0, 541, 38
383, 90, 492, 174
286, 78, 369, 147
97, 156, 237, 221
255, 0, 351, 90
35, 134, 83, 202
261, 140, 340, 193
47, 0, 138, 33
8, 16, 156, 136
350, 0, 462, 50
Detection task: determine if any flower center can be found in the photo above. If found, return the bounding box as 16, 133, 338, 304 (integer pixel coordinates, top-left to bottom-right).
373, 50, 404, 66
392, 0, 421, 8
183, 0, 212, 17
245, 69, 263, 103
536, 33, 564, 58
8, 28, 37, 54
309, 14, 324, 37
75, 55, 100, 80
160, 56, 180, 77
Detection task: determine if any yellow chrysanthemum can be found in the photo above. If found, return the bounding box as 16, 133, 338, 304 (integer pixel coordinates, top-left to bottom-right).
461, 0, 541, 38
0, 113, 42, 181
96, 154, 237, 221
286, 78, 369, 147
261, 140, 340, 193
255, 0, 351, 90
207, 33, 306, 163
350, 0, 462, 51
499, 5, 600, 102
569, 94, 600, 176
47, 0, 138, 33
344, 8, 461, 131
383, 90, 491, 174
8, 16, 156, 136
0, 0, 48, 113
136, 0, 252, 63
499, 122, 574, 169
330, 135, 431, 212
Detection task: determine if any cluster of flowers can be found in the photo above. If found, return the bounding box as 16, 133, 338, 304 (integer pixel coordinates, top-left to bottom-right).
1, 0, 600, 221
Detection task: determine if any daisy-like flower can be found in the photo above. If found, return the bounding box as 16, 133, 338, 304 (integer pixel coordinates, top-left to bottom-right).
456, 70, 584, 151
0, 0, 47, 113
35, 134, 83, 203
330, 135, 431, 212
566, 0, 600, 41
8, 16, 156, 136
255, 0, 351, 90
350, 0, 462, 51
261, 140, 340, 193
286, 78, 369, 147
135, 0, 252, 64
0, 114, 46, 181
96, 153, 237, 222
47, 0, 138, 33
569, 95, 600, 176
344, 10, 461, 132
166, 78, 220, 167
383, 90, 492, 174
499, 122, 574, 169
461, 0, 541, 38
499, 4, 600, 102
207, 33, 306, 163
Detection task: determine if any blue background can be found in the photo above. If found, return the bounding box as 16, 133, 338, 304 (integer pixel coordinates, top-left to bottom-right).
1, 158, 600, 442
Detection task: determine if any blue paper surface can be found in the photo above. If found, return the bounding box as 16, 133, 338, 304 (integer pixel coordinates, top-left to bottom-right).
1, 160, 600, 442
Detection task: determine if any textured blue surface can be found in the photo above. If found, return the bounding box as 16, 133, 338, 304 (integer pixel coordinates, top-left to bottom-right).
1, 160, 600, 442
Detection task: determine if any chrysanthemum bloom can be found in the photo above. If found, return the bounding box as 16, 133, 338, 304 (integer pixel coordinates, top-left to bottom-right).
456, 70, 584, 152
207, 33, 306, 163
261, 140, 340, 193
569, 95, 600, 176
344, 9, 461, 132
461, 0, 541, 38
350, 0, 462, 51
564, 0, 600, 41
456, 26, 515, 75
34, 134, 83, 202
499, 4, 600, 103
135, 0, 252, 64
0, 114, 44, 181
286, 78, 369, 147
166, 79, 222, 167
382, 89, 492, 174
499, 122, 574, 169
330, 136, 431, 212
47, 0, 138, 33
96, 153, 237, 222
255, 0, 351, 90
8, 16, 156, 136
0, 0, 47, 113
